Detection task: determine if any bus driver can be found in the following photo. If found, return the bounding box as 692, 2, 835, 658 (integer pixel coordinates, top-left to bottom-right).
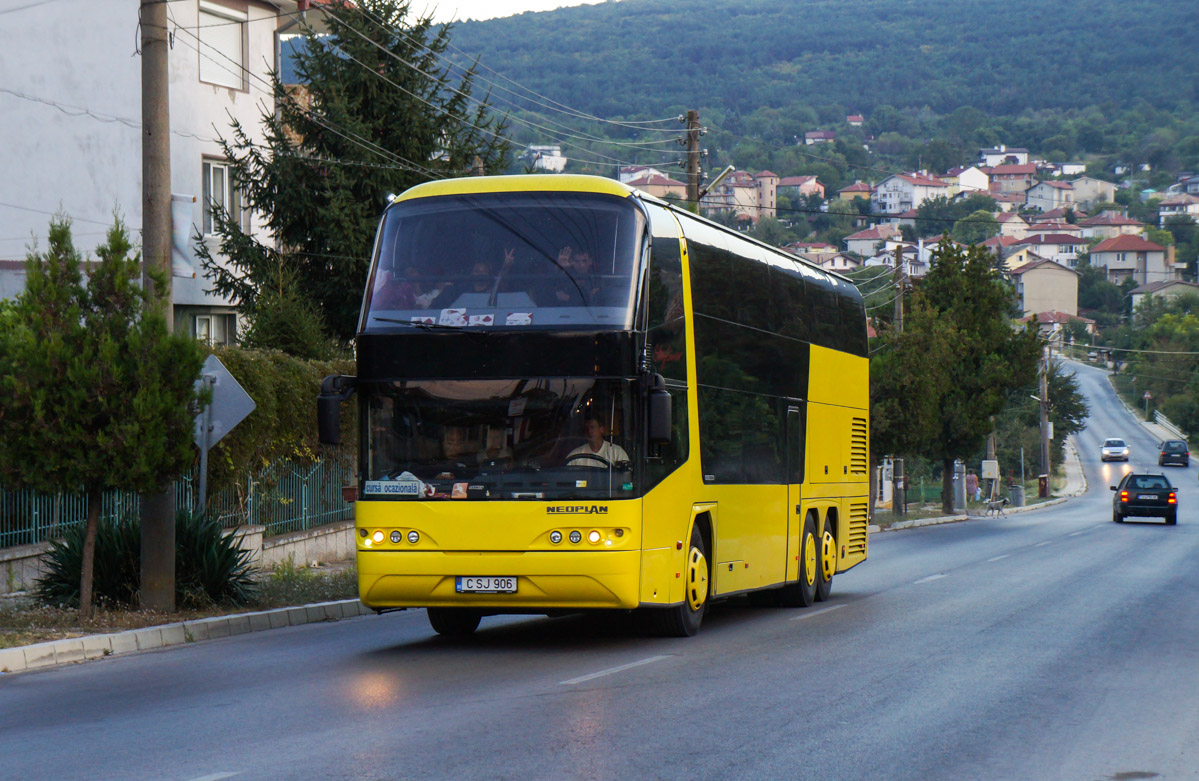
567, 416, 629, 468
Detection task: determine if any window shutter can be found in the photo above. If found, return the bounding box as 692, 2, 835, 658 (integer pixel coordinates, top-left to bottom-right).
199, 10, 243, 89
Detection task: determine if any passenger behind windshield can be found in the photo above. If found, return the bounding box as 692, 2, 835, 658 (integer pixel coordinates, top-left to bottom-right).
430, 425, 474, 480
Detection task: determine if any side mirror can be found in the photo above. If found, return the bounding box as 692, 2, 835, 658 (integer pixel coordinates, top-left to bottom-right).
1109, 486, 1117, 491
646, 373, 672, 445
318, 375, 357, 446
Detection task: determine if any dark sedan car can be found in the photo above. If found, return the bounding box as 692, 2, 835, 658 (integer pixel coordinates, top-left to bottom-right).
1158, 439, 1190, 467
1112, 473, 1177, 525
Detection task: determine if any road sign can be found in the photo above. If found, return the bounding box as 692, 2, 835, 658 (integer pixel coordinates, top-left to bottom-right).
1144, 391, 1152, 400
193, 354, 255, 448
194, 355, 255, 513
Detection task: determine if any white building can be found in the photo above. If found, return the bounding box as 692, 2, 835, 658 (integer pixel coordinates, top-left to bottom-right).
870, 173, 951, 216
1090, 235, 1172, 286
1025, 181, 1075, 212
1, 0, 300, 343
526, 145, 567, 173
979, 145, 1029, 166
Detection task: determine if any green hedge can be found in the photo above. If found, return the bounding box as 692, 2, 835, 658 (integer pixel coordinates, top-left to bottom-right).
202, 346, 356, 494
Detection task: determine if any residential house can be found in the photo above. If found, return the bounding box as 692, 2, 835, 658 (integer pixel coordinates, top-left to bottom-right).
990, 192, 1026, 212
1001, 247, 1050, 272
619, 165, 669, 184
777, 175, 825, 200
987, 164, 1038, 194
838, 181, 873, 201
982, 235, 1023, 266
625, 173, 686, 200
871, 173, 951, 215
784, 241, 838, 256
979, 146, 1030, 166
1025, 180, 1075, 212
1129, 280, 1199, 311
863, 241, 930, 278
1013, 233, 1087, 267
943, 166, 990, 196
1018, 311, 1097, 348
1078, 211, 1144, 240
845, 224, 902, 257
1008, 258, 1079, 318
1157, 194, 1199, 227
1090, 235, 1172, 285
700, 170, 772, 223
755, 171, 779, 218
1024, 221, 1082, 238
1069, 176, 1118, 208
0, 0, 301, 343
796, 251, 861, 273
995, 212, 1030, 240
846, 114, 864, 127
804, 130, 836, 145
526, 145, 566, 172
1030, 206, 1085, 223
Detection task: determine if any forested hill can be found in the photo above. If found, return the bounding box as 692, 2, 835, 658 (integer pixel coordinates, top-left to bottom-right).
452, 0, 1196, 120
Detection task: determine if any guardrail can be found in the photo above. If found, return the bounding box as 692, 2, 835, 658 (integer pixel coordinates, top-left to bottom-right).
1153, 411, 1187, 441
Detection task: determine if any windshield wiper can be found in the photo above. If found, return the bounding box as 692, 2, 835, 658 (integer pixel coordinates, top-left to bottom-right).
371, 317, 490, 339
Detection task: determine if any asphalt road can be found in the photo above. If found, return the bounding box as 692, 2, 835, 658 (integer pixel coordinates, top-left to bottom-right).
3, 362, 1198, 780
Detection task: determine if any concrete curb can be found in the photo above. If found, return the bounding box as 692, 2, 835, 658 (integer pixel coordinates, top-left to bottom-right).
0, 599, 373, 677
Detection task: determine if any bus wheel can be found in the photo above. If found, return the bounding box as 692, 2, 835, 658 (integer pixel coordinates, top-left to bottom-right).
815, 521, 836, 602
655, 525, 708, 637
427, 608, 481, 636
779, 514, 817, 608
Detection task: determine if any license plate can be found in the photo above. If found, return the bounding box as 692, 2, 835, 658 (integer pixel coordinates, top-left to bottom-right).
1138, 494, 1158, 500
456, 576, 517, 593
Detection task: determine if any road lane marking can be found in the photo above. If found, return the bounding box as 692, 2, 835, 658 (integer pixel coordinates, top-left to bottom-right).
560, 655, 670, 685
987, 554, 1010, 562
1035, 540, 1053, 547
189, 774, 240, 781
789, 603, 846, 621
914, 573, 947, 584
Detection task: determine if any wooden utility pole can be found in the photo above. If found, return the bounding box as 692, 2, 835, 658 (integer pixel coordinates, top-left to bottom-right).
684, 110, 701, 206
893, 245, 904, 332
140, 0, 176, 612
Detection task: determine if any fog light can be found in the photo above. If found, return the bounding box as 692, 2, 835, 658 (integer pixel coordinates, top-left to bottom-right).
588, 530, 601, 544
408, 530, 420, 544
569, 530, 582, 544
359, 528, 368, 538
549, 531, 562, 544
372, 530, 384, 543
390, 531, 402, 544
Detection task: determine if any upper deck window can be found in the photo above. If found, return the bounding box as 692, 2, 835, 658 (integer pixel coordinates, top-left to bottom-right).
362, 191, 644, 334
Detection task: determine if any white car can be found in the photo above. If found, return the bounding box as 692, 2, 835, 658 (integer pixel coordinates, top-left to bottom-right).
1101, 438, 1130, 462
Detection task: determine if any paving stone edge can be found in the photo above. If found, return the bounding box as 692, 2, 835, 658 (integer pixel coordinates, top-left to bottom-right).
0, 599, 373, 676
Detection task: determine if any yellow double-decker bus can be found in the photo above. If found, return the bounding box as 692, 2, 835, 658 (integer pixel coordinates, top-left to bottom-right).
318, 174, 869, 637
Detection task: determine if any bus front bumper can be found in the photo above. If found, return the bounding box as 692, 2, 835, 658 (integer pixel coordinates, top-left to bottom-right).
357, 549, 642, 610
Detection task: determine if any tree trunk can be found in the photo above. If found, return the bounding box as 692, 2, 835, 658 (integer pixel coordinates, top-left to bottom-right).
79, 487, 101, 620
942, 458, 955, 516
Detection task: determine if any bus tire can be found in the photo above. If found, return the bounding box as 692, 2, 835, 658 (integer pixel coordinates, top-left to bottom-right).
815, 519, 836, 602
778, 513, 818, 608
654, 525, 708, 637
427, 608, 481, 636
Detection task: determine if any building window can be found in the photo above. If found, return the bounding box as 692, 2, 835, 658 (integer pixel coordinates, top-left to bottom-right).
198, 2, 247, 90
195, 315, 212, 343
194, 313, 236, 345
202, 159, 248, 235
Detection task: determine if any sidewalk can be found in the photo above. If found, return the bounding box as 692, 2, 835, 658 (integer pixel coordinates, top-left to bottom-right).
0, 598, 373, 677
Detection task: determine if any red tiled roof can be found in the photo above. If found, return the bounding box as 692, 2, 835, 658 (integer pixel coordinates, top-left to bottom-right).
755, 170, 779, 179
778, 175, 818, 187
1015, 233, 1085, 246
1010, 258, 1078, 275
1130, 280, 1199, 295
895, 173, 949, 188
846, 225, 900, 241
1091, 235, 1167, 253
990, 164, 1038, 175
839, 182, 873, 192
627, 173, 685, 187
1032, 180, 1074, 190
1079, 211, 1142, 227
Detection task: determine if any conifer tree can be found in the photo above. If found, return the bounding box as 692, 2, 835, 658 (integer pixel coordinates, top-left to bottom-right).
198, 0, 511, 342
0, 218, 205, 618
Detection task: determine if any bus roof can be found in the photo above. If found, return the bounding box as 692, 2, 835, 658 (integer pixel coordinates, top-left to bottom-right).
394, 174, 635, 203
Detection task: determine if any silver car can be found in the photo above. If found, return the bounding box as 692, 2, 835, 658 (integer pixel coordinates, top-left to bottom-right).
1101, 438, 1130, 462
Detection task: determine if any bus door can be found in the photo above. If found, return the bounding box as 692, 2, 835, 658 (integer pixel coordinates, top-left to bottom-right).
785, 404, 804, 584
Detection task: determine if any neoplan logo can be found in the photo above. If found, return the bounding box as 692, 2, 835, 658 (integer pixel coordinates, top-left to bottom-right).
547, 506, 609, 514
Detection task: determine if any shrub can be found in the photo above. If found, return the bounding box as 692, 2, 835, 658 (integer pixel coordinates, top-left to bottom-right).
35, 510, 258, 609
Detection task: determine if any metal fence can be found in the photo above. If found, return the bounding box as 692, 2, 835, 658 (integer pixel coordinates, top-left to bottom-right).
0, 459, 354, 549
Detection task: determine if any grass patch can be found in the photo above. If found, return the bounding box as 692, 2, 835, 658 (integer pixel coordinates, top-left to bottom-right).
0, 559, 358, 650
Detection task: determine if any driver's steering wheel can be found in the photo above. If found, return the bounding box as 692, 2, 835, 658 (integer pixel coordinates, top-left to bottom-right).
565, 452, 611, 468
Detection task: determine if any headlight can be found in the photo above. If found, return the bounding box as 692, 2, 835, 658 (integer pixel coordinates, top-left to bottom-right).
569, 530, 582, 544
588, 530, 601, 544
407, 530, 420, 544
372, 530, 384, 543
549, 531, 562, 544
390, 531, 402, 544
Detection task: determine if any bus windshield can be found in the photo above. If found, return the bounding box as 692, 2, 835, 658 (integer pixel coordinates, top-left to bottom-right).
364, 378, 638, 500
362, 191, 644, 333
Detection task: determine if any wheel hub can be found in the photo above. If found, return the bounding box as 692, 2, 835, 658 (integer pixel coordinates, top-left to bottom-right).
804, 532, 817, 586
821, 529, 837, 581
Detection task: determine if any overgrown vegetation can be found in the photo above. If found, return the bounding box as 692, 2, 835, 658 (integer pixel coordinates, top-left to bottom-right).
35, 510, 257, 610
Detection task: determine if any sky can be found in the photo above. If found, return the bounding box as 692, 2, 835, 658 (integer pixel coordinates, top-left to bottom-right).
417, 0, 610, 23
